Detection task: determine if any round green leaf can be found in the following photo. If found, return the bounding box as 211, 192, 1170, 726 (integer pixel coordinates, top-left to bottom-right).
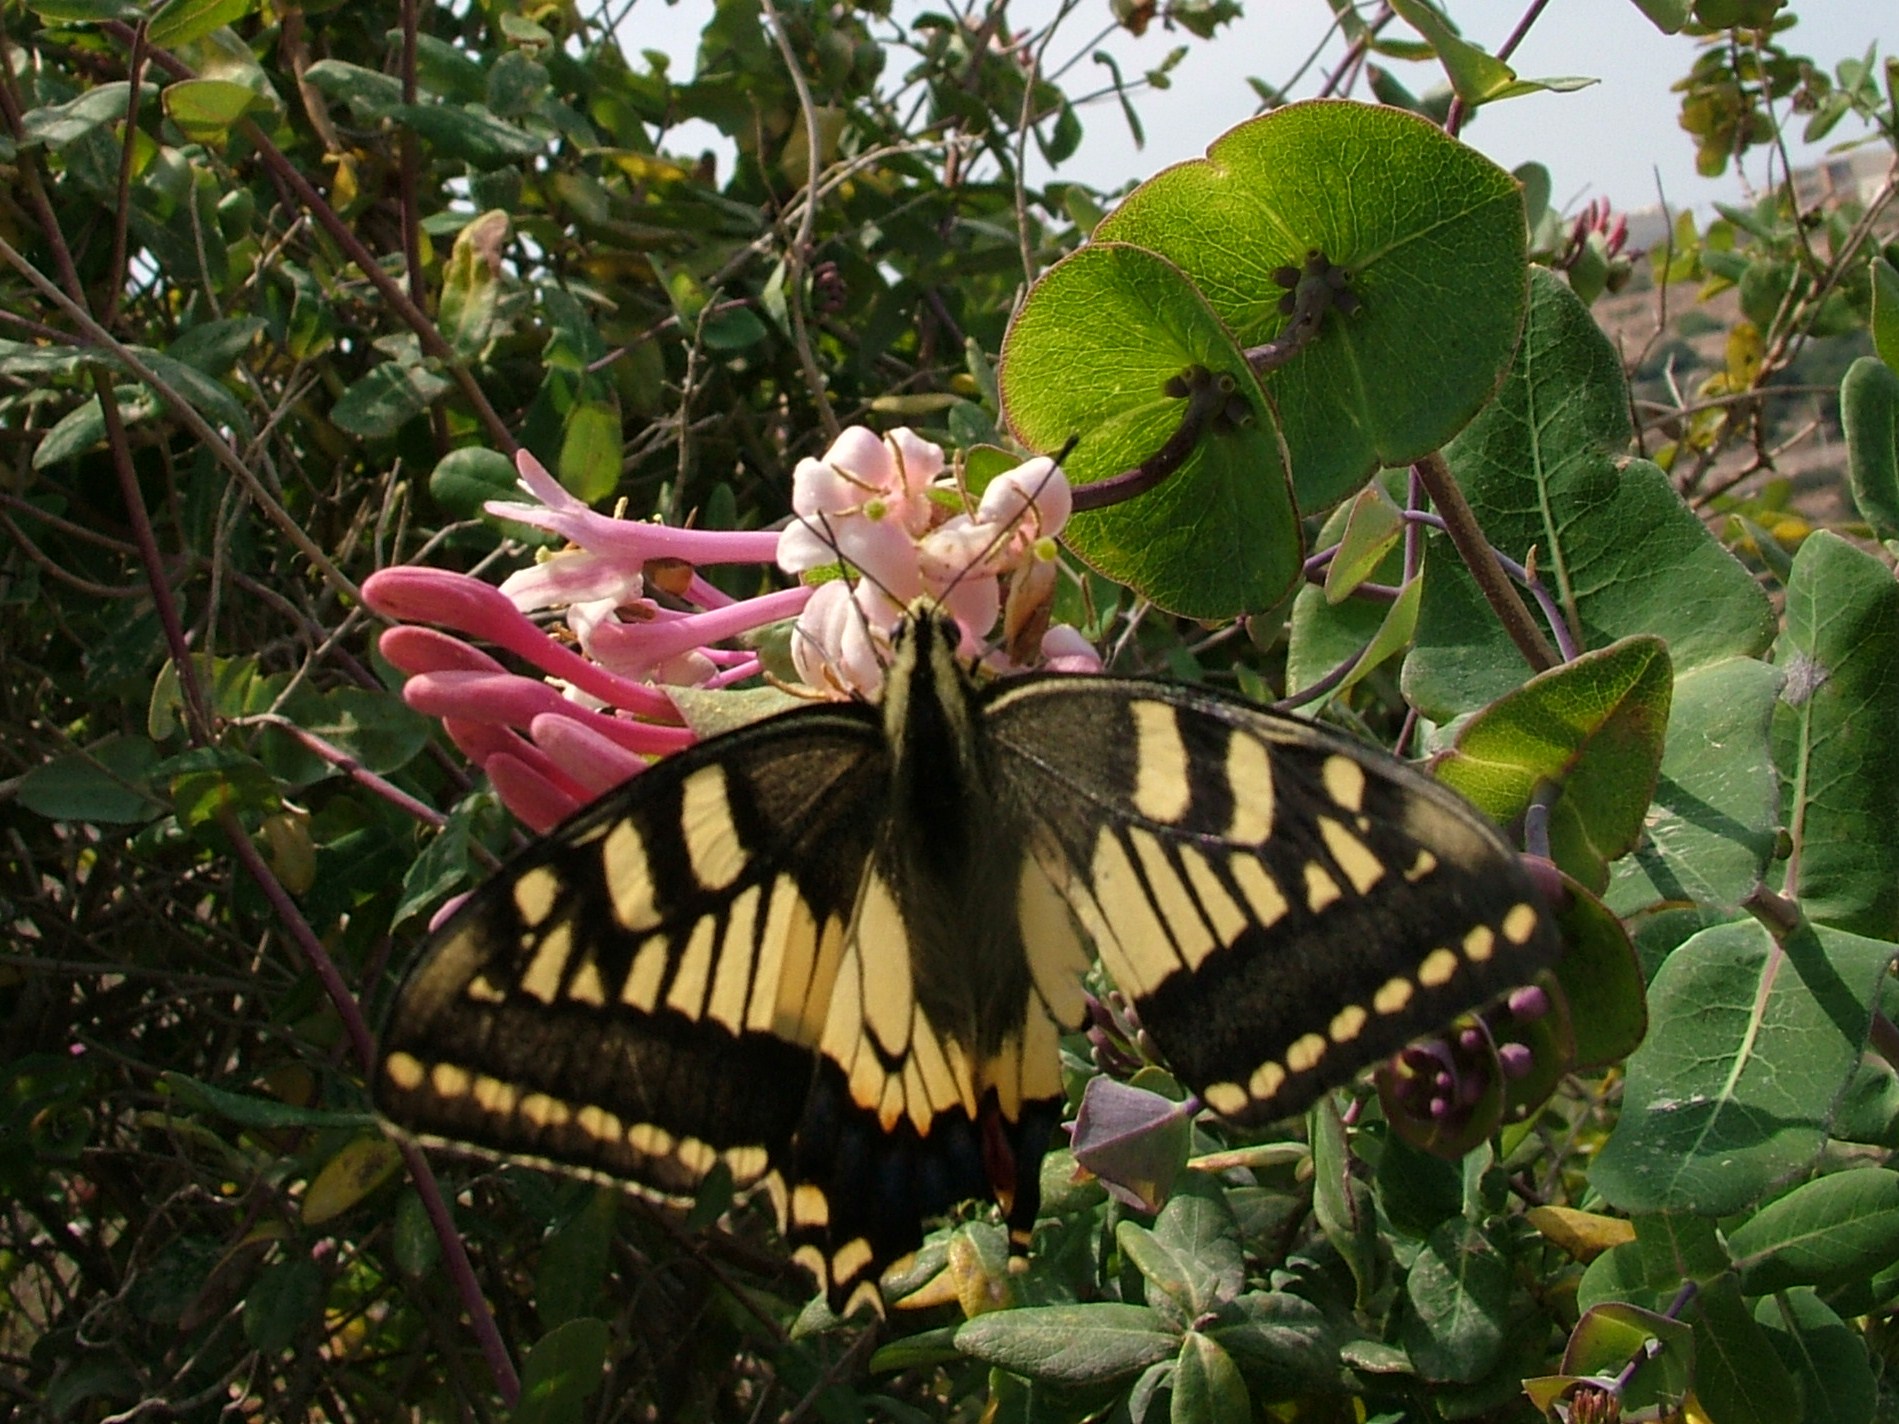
429, 445, 521, 519
1773, 531, 1899, 940
1001, 242, 1299, 619
1094, 99, 1527, 510
162, 78, 261, 145
1606, 656, 1781, 920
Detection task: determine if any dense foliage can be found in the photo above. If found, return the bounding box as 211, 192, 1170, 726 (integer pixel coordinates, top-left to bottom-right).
5, 0, 1899, 1420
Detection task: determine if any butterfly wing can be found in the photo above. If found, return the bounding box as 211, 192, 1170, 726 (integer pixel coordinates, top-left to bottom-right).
375, 706, 897, 1272
982, 677, 1561, 1125
376, 697, 1058, 1315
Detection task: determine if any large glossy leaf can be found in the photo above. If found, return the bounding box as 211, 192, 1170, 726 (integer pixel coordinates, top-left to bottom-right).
1001, 242, 1298, 619
1409, 270, 1774, 720
1590, 919, 1893, 1216
1773, 532, 1899, 940
1093, 99, 1527, 511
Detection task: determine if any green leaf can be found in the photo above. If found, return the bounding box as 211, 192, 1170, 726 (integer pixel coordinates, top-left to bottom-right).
1411, 271, 1774, 718
1399, 1219, 1510, 1383
1001, 242, 1299, 620
1692, 1274, 1801, 1424
167, 316, 266, 375
1753, 1289, 1876, 1424
394, 102, 545, 167
1628, 0, 1692, 31
17, 735, 163, 823
557, 389, 622, 504
1287, 471, 1407, 695
1579, 1213, 1728, 1310
537, 1190, 616, 1330
1590, 919, 1893, 1216
392, 1190, 442, 1279
430, 445, 523, 520
1437, 635, 1672, 890
1387, 0, 1517, 106
331, 362, 452, 440
1323, 483, 1404, 603
1843, 356, 1899, 540
1206, 1292, 1344, 1398
1774, 532, 1899, 939
440, 210, 510, 360
162, 745, 281, 827
278, 685, 431, 777
160, 1072, 371, 1131
148, 0, 254, 50
300, 60, 404, 120
511, 1317, 609, 1424
1870, 255, 1899, 373
955, 1303, 1179, 1384
1119, 1175, 1243, 1324
301, 1135, 402, 1225
401, 31, 487, 102
1309, 1097, 1376, 1305
242, 1258, 324, 1355
1728, 1169, 1899, 1296
1171, 1333, 1250, 1424
1606, 656, 1782, 919
19, 82, 151, 148
1549, 878, 1648, 1071
162, 78, 261, 144
392, 801, 479, 929
24, 0, 143, 20
1091, 99, 1526, 511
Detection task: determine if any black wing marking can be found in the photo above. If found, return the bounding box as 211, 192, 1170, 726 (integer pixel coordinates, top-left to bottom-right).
982, 675, 1562, 1125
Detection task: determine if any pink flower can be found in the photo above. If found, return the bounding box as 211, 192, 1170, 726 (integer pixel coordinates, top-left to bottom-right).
374, 434, 1097, 831
776, 429, 1079, 695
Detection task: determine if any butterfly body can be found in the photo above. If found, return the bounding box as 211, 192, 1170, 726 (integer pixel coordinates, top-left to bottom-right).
376, 604, 1559, 1315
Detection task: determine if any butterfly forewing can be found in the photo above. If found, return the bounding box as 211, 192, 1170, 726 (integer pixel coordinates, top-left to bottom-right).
376, 706, 888, 1207
982, 676, 1563, 1125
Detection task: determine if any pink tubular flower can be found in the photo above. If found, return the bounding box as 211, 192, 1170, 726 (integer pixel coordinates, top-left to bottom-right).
367, 450, 806, 828
373, 433, 1098, 830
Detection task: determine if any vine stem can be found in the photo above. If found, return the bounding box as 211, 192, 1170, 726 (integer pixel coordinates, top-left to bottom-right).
1069, 367, 1231, 512
220, 809, 521, 1406
1412, 451, 1559, 672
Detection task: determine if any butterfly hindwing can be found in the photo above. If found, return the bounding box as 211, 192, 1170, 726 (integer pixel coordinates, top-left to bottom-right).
984, 676, 1563, 1125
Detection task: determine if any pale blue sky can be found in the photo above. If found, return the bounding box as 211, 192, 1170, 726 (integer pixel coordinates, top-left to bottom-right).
620, 1, 1893, 216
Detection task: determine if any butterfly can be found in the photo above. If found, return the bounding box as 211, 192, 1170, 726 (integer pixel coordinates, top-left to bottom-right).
374, 601, 1561, 1317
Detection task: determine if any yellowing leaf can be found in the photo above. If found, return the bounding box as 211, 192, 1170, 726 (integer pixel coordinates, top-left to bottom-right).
1525, 1205, 1635, 1261
302, 1135, 402, 1225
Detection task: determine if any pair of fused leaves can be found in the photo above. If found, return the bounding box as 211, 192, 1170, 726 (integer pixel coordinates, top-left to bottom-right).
1000, 99, 1529, 620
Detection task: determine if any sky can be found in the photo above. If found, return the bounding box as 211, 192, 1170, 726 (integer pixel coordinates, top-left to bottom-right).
619, 1, 1894, 218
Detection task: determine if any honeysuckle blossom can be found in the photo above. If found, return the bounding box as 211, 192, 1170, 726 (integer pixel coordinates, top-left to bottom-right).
367, 431, 1094, 831
777, 430, 1089, 694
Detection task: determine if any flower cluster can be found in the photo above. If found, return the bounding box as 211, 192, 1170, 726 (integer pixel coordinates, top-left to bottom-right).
777, 425, 1092, 694
362, 428, 1089, 832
